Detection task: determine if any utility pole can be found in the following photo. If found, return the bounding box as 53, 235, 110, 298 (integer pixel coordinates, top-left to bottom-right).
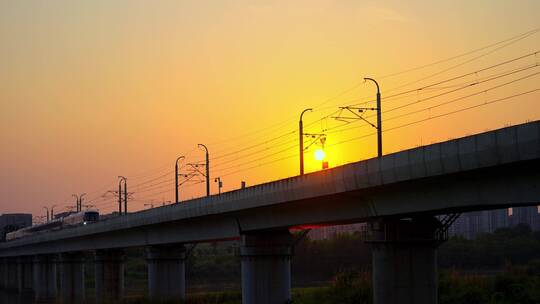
79, 193, 86, 212
119, 176, 128, 215
50, 205, 57, 220
124, 179, 128, 215
72, 194, 79, 212
73, 193, 86, 212
43, 206, 49, 223
198, 144, 210, 197
175, 156, 185, 204
214, 177, 223, 195
299, 108, 313, 175
364, 77, 382, 158
118, 179, 122, 215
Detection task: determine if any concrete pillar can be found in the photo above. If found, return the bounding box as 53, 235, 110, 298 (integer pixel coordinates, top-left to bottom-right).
0, 259, 6, 289
59, 252, 86, 304
146, 245, 186, 302
33, 254, 57, 304
5, 257, 19, 291
94, 249, 124, 304
367, 217, 442, 304
17, 256, 33, 294
240, 230, 293, 304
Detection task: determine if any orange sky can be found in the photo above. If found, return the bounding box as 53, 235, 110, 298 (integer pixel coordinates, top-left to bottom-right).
1, 1, 539, 219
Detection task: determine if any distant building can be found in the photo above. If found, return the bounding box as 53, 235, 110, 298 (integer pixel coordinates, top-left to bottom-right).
308, 206, 540, 240
448, 206, 540, 239
509, 206, 540, 231
488, 208, 509, 232
0, 213, 32, 241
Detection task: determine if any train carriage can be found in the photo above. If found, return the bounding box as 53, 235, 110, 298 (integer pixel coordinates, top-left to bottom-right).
5, 210, 99, 241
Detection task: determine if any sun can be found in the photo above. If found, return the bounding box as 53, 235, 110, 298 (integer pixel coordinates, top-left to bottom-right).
314, 149, 326, 161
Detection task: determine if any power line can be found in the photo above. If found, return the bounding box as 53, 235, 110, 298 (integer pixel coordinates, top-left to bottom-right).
132, 181, 175, 195
307, 62, 539, 137
384, 65, 540, 114
130, 180, 205, 203
324, 69, 539, 136
219, 88, 539, 179
381, 28, 540, 94
130, 170, 174, 189
134, 50, 540, 180
329, 88, 540, 148
211, 60, 539, 172
188, 46, 540, 168
215, 141, 299, 175
345, 50, 539, 108
377, 27, 540, 79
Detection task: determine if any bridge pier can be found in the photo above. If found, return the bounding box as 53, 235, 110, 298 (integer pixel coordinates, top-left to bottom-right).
5, 257, 19, 291
33, 254, 57, 304
240, 230, 293, 304
367, 217, 441, 304
0, 259, 7, 290
17, 256, 33, 294
146, 244, 186, 302
59, 252, 86, 304
95, 249, 125, 304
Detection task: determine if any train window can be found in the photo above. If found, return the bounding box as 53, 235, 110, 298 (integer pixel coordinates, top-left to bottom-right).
84, 212, 99, 222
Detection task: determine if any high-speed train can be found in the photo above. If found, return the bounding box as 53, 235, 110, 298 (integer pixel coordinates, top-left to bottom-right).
5, 210, 99, 241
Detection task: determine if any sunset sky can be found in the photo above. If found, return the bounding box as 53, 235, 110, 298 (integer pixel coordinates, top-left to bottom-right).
1, 1, 539, 219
